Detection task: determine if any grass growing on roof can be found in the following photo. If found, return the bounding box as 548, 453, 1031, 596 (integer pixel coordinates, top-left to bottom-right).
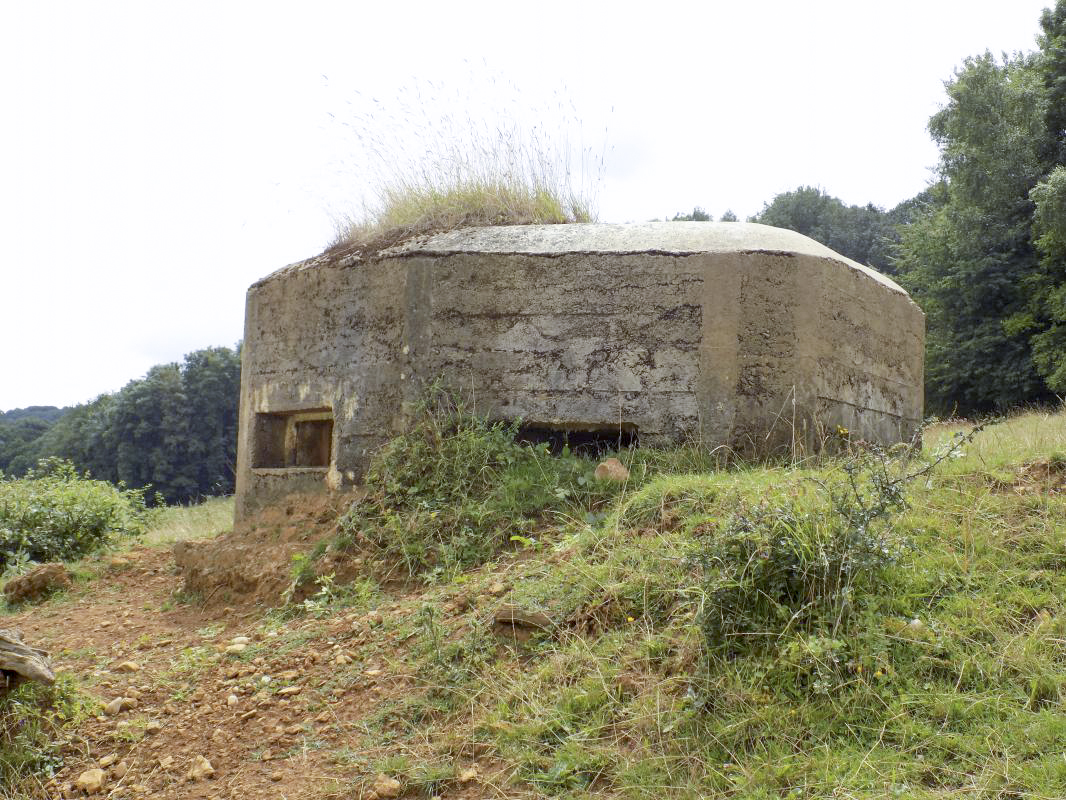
327, 77, 603, 250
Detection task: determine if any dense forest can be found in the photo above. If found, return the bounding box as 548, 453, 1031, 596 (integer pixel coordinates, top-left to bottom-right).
3, 4, 1065, 501
0, 346, 240, 504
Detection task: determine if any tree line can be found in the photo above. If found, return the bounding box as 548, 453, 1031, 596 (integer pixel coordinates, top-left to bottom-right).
0, 346, 240, 504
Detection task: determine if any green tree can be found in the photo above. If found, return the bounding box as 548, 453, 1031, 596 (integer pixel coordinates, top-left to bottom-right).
897, 41, 1061, 413
181, 346, 241, 496
1040, 2, 1066, 164
671, 207, 712, 221
750, 186, 901, 274
1025, 166, 1066, 390
26, 345, 242, 503
0, 416, 52, 475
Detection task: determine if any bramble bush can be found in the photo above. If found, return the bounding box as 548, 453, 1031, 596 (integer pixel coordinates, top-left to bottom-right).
0, 458, 148, 570
689, 427, 982, 690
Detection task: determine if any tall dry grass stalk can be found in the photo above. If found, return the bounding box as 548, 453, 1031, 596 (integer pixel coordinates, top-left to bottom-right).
326, 75, 607, 250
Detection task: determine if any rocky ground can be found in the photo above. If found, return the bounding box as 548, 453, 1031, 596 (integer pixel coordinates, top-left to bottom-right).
7, 527, 499, 800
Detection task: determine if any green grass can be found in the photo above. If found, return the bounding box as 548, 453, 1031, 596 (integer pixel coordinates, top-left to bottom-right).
926, 412, 1066, 486
7, 402, 1066, 798
141, 495, 233, 547
327, 406, 1066, 799
0, 676, 96, 797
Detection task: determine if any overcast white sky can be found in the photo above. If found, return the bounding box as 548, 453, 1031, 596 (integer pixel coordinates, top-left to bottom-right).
0, 0, 1053, 411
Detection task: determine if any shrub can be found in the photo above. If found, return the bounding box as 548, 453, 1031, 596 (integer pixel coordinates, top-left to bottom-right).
687, 434, 972, 662
337, 386, 616, 576
0, 458, 148, 570
690, 470, 906, 658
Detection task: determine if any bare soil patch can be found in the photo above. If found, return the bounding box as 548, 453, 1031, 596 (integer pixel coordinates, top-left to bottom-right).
4, 514, 499, 800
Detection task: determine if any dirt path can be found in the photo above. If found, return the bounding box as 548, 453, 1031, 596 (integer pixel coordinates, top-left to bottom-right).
8, 543, 432, 800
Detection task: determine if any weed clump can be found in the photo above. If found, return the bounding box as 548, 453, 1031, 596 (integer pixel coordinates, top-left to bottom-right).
334, 177, 594, 252
691, 450, 914, 657
337, 387, 618, 576
0, 676, 95, 792
0, 458, 148, 572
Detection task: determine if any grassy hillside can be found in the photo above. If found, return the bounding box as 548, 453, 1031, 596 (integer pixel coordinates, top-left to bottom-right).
316, 406, 1066, 798
2, 407, 1064, 799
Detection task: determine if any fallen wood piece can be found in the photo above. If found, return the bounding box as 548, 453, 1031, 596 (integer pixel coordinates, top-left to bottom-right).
492, 604, 555, 631
0, 628, 55, 687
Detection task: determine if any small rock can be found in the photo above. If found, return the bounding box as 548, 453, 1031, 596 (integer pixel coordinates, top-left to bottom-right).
145, 720, 163, 734
277, 686, 301, 696
458, 766, 479, 783
113, 661, 141, 673
98, 753, 118, 768
594, 457, 630, 482
225, 643, 248, 655
227, 694, 239, 707
158, 755, 175, 770
112, 761, 129, 779
102, 697, 131, 716
75, 767, 106, 794
371, 773, 402, 799
333, 653, 351, 665
270, 771, 284, 782
230, 636, 252, 646
187, 755, 214, 781
3, 562, 72, 605
493, 604, 555, 631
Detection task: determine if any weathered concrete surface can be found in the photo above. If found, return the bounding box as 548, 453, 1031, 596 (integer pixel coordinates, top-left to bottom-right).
235, 222, 924, 519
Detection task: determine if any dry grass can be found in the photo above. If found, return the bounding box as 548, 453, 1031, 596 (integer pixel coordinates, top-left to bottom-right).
141, 496, 233, 547
925, 405, 1066, 470
327, 77, 604, 251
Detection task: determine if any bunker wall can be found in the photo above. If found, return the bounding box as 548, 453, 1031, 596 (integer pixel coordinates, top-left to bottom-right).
235, 238, 924, 520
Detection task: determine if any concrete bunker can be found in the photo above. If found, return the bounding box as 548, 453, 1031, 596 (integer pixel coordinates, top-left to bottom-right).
234, 222, 925, 520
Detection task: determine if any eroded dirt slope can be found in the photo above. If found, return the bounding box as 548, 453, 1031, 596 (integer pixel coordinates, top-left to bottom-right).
7, 518, 505, 800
